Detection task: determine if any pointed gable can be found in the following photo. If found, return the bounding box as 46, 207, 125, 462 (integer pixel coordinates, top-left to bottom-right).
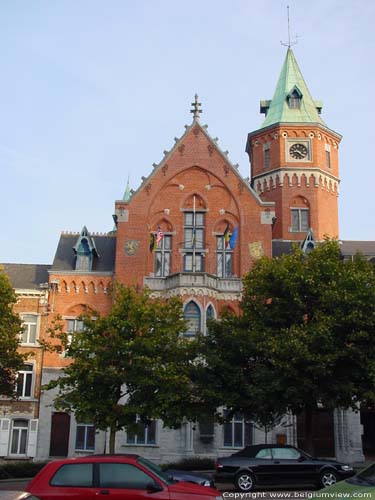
73, 226, 99, 271
260, 48, 325, 128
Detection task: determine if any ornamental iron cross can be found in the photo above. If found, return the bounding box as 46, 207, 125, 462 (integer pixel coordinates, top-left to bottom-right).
190, 94, 202, 119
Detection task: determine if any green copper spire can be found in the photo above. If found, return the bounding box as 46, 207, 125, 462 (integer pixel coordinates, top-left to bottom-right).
260, 48, 325, 128
123, 175, 131, 202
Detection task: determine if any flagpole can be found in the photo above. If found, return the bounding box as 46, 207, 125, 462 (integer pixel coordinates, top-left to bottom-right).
193, 194, 196, 272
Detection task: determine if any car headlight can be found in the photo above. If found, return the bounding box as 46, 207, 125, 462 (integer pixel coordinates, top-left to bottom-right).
201, 480, 212, 487
341, 465, 353, 471
215, 497, 223, 500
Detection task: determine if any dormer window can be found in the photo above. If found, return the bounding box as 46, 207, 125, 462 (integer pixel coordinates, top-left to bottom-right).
287, 86, 303, 109
73, 226, 99, 272
76, 238, 92, 271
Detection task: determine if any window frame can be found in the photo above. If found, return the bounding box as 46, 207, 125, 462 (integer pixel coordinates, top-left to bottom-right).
290, 208, 309, 232
75, 423, 95, 452
16, 364, 34, 399
223, 412, 253, 449
154, 234, 172, 277
216, 235, 233, 278
183, 211, 205, 273
20, 314, 39, 345
9, 419, 29, 456
126, 417, 157, 446
183, 301, 201, 338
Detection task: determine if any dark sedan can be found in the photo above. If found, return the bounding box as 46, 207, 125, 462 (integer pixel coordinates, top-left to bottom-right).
215, 444, 355, 492
164, 469, 215, 488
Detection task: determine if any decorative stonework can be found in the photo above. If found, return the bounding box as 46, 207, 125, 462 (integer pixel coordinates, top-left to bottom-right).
207, 144, 214, 157
178, 144, 185, 155
254, 169, 339, 194
162, 164, 169, 176
249, 241, 264, 259
124, 240, 139, 256
223, 165, 230, 177
145, 183, 152, 195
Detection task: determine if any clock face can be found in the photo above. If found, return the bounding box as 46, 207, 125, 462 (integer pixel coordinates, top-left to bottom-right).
289, 143, 308, 160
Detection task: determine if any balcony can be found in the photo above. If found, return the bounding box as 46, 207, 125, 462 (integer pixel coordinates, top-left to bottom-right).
144, 272, 242, 294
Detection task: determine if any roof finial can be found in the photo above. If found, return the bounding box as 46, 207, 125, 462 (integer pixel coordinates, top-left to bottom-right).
123, 174, 131, 202
190, 94, 202, 120
281, 5, 298, 48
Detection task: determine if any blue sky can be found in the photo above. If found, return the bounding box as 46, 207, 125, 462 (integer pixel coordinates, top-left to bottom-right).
1, 0, 374, 264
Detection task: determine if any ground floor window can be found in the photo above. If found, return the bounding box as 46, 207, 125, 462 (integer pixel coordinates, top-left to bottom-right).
10, 419, 28, 455
126, 418, 156, 445
75, 423, 95, 451
223, 412, 253, 448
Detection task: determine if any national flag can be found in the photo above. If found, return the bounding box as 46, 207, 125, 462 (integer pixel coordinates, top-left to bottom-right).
223, 224, 230, 248
149, 233, 157, 253
156, 226, 164, 246
229, 226, 239, 249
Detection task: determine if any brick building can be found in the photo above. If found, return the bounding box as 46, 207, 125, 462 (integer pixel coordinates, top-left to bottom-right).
1, 48, 374, 463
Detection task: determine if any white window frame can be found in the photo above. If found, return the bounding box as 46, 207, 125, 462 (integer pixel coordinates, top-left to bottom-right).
125, 417, 157, 446
9, 419, 29, 456
16, 364, 34, 399
290, 208, 309, 232
20, 314, 39, 345
223, 412, 253, 449
75, 423, 95, 452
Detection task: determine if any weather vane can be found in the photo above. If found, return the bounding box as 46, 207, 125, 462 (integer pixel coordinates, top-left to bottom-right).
281, 5, 298, 48
190, 94, 202, 120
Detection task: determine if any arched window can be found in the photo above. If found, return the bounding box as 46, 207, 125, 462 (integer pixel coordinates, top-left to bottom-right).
290, 196, 310, 233
184, 301, 201, 337
205, 305, 215, 334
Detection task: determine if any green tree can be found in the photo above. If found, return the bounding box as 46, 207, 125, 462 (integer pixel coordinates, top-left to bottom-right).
0, 268, 25, 397
203, 240, 375, 454
44, 284, 202, 453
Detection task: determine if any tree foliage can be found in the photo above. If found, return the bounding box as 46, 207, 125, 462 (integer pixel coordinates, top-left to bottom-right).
203, 240, 375, 453
0, 268, 25, 397
44, 284, 202, 452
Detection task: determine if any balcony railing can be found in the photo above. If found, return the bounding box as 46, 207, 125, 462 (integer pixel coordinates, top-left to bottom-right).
144, 272, 242, 294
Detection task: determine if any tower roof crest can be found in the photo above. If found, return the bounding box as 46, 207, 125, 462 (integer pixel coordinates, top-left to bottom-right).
260, 48, 325, 128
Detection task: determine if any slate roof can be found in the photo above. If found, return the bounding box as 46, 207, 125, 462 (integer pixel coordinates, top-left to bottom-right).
272, 240, 375, 259
1, 263, 51, 289
51, 233, 116, 272
339, 241, 375, 258
260, 48, 325, 128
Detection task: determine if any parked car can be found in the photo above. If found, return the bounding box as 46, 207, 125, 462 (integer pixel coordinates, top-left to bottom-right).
215, 444, 355, 492
311, 462, 375, 498
17, 454, 223, 500
164, 468, 215, 488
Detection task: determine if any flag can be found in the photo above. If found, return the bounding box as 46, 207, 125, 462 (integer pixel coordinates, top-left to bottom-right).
149, 233, 156, 253
229, 226, 239, 249
223, 224, 230, 248
156, 226, 164, 246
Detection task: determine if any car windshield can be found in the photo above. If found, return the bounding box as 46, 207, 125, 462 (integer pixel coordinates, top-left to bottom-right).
138, 457, 174, 485
349, 464, 375, 486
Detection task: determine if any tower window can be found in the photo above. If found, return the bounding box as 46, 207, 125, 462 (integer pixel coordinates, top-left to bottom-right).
263, 144, 270, 168
325, 145, 331, 169
291, 208, 309, 232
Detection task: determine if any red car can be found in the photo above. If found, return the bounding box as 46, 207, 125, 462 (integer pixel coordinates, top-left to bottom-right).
17, 454, 222, 500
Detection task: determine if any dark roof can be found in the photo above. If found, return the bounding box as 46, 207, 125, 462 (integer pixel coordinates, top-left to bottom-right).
272, 240, 294, 257
1, 263, 51, 289
51, 233, 116, 272
273, 239, 375, 259
339, 241, 375, 258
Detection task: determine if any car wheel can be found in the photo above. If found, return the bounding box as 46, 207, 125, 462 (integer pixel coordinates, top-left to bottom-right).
319, 470, 338, 488
235, 471, 255, 492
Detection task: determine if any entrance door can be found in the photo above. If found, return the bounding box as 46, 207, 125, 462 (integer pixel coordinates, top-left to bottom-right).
49, 412, 70, 457
297, 409, 334, 457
